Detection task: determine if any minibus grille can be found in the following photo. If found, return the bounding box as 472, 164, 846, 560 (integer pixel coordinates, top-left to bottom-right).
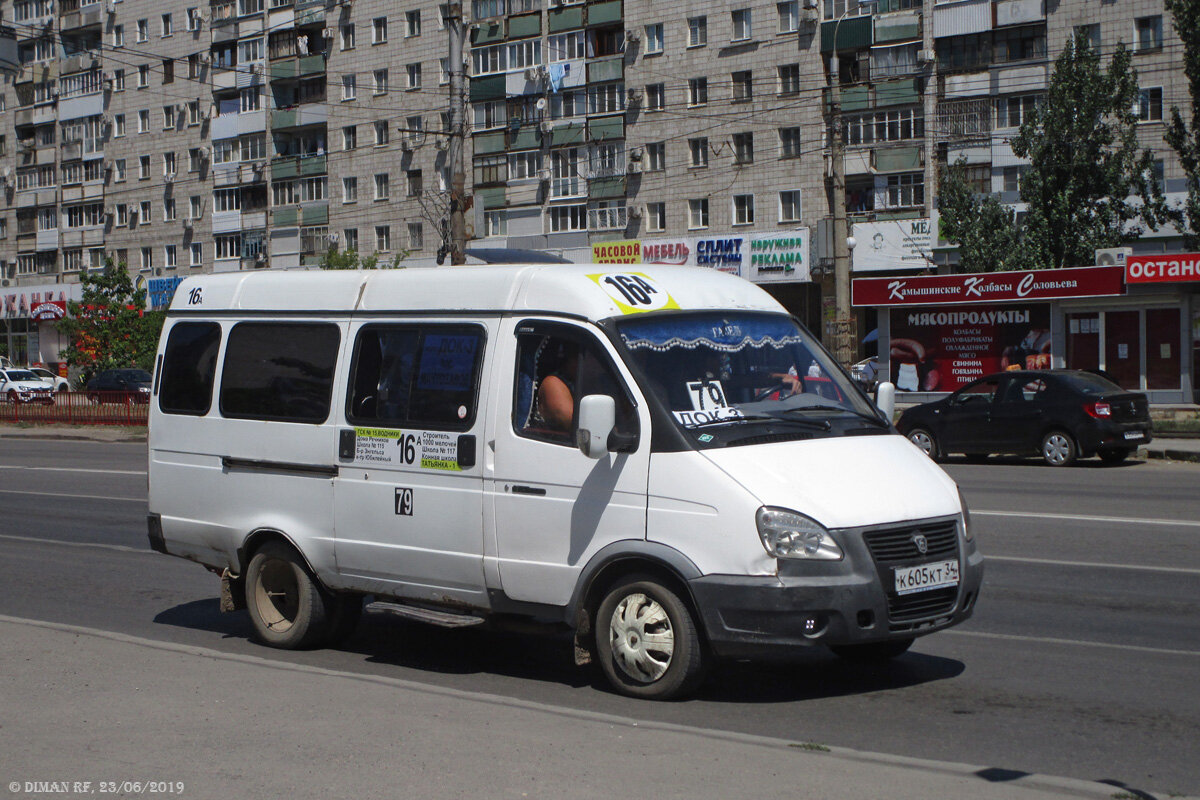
861, 520, 961, 625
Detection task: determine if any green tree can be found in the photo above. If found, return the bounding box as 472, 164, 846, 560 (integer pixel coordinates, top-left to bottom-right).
318, 248, 406, 270
1163, 0, 1200, 248
937, 158, 1030, 272
55, 259, 165, 385
1011, 34, 1156, 268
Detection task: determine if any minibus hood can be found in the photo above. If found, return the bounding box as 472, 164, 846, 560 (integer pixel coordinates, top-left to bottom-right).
698, 433, 962, 530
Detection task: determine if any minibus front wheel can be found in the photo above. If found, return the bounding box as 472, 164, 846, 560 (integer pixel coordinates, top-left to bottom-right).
245, 540, 341, 649
595, 575, 706, 700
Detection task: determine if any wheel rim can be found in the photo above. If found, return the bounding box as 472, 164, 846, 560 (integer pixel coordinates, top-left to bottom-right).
1043, 434, 1070, 465
608, 592, 674, 683
909, 430, 934, 456
254, 558, 300, 633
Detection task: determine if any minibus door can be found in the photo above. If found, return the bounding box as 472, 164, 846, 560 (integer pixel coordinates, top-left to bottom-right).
332, 320, 491, 607
487, 319, 649, 608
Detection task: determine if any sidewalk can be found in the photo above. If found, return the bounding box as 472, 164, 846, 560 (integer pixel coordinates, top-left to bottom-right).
2, 615, 1186, 800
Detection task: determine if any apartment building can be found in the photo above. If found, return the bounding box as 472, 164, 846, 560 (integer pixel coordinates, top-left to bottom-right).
0, 0, 1189, 327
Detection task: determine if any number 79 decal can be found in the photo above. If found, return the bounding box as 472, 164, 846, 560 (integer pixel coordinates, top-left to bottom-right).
588, 273, 680, 314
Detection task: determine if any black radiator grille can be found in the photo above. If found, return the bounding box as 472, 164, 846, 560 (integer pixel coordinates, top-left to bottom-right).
861, 520, 961, 626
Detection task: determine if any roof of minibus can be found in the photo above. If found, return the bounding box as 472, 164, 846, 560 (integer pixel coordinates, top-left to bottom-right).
166, 264, 786, 319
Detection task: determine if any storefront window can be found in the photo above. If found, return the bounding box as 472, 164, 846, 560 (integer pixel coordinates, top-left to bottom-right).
1066, 313, 1100, 371
1146, 308, 1181, 390
1104, 310, 1140, 390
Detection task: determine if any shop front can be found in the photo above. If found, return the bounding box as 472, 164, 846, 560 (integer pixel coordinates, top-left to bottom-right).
853, 265, 1196, 405
1, 282, 82, 375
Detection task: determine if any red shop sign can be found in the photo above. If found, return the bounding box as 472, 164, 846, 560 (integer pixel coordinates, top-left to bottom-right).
852, 266, 1126, 307
1126, 253, 1200, 284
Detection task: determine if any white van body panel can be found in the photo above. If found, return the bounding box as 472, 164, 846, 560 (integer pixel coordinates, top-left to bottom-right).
698, 435, 962, 532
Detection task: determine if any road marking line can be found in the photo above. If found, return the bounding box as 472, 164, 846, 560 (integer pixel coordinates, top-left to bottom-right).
0, 488, 144, 503
0, 465, 146, 475
975, 509, 1200, 528
944, 629, 1200, 658
0, 533, 150, 554
987, 555, 1200, 575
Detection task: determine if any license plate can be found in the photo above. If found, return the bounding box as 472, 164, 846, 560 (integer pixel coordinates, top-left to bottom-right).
894, 559, 960, 595
1123, 431, 1144, 440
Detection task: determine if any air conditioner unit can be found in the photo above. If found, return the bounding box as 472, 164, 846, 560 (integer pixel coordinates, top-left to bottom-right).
327, 233, 339, 242
627, 87, 643, 103
1095, 247, 1133, 267
400, 140, 414, 151
252, 163, 264, 173
627, 160, 642, 174
524, 67, 540, 82
182, 217, 193, 229
322, 29, 333, 39
252, 63, 263, 75
916, 49, 936, 64
624, 29, 640, 44
200, 52, 211, 64
105, 0, 115, 13
539, 120, 552, 134
800, 7, 818, 23
434, 137, 449, 150
164, 173, 175, 183
629, 206, 642, 219
127, 204, 139, 216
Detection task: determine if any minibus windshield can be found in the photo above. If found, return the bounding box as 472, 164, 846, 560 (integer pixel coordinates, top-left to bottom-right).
616, 312, 882, 434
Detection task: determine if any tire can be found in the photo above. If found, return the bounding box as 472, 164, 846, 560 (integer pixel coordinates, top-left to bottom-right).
1041, 430, 1077, 467
244, 541, 335, 649
830, 637, 914, 662
595, 575, 705, 700
1098, 447, 1131, 465
906, 427, 939, 460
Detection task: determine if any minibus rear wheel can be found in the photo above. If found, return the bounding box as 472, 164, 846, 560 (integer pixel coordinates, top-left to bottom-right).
595, 575, 705, 700
245, 541, 335, 649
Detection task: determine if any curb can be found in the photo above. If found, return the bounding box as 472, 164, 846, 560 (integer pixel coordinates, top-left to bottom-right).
1142, 447, 1200, 463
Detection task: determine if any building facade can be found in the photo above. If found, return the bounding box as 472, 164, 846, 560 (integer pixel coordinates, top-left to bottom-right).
0, 0, 1192, 366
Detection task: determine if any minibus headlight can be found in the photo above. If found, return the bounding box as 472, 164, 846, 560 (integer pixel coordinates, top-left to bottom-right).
958, 486, 973, 541
756, 507, 843, 560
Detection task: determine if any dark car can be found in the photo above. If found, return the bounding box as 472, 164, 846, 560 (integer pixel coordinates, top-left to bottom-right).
86, 368, 153, 404
896, 370, 1152, 466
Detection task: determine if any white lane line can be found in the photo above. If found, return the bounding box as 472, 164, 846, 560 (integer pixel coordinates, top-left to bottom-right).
0, 533, 150, 554
0, 465, 146, 475
987, 555, 1200, 575
975, 509, 1200, 528
944, 629, 1200, 658
0, 488, 144, 503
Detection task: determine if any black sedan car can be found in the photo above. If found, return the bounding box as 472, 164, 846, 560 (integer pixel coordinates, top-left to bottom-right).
86, 368, 153, 404
897, 370, 1152, 466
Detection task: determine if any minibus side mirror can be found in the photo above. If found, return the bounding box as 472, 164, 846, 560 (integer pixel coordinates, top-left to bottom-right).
577, 394, 616, 459
875, 381, 896, 424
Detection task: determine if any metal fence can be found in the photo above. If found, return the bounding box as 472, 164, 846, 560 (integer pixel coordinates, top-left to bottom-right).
0, 392, 149, 426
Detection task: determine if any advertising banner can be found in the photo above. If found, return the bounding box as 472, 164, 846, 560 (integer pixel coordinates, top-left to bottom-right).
1126, 253, 1200, 284
592, 241, 642, 264
747, 230, 811, 283
853, 266, 1125, 306
2, 284, 80, 319
888, 303, 1052, 392
852, 218, 936, 272
641, 239, 693, 266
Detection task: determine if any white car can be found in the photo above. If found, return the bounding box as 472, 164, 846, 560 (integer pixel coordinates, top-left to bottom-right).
0, 368, 55, 404
28, 367, 71, 393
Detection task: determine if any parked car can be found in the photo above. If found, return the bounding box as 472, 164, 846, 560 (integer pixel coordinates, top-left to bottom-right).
28, 367, 70, 393
1, 368, 56, 404
86, 369, 153, 403
897, 370, 1152, 466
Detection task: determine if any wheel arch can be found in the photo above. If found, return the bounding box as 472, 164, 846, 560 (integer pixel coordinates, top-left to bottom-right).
237, 527, 321, 580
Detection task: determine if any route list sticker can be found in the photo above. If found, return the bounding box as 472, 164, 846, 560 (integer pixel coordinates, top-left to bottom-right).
588, 272, 679, 314
354, 428, 462, 471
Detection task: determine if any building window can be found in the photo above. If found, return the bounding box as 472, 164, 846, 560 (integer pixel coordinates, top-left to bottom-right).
161, 13, 173, 36
139, 155, 151, 179
407, 222, 423, 250
779, 126, 801, 157
341, 23, 355, 50
1136, 16, 1162, 51
190, 243, 202, 266
190, 196, 203, 218
688, 77, 708, 107
113, 25, 124, 47
187, 7, 201, 30
163, 152, 177, 175
996, 94, 1040, 128
138, 64, 149, 87
778, 64, 800, 95
141, 247, 153, 269
406, 63, 421, 90
373, 16, 388, 44
777, 1, 798, 33
589, 200, 627, 231
1074, 23, 1100, 51
547, 204, 587, 233
162, 105, 176, 129
407, 169, 423, 196
588, 82, 625, 115
689, 138, 709, 168
137, 18, 148, 42
374, 120, 389, 145
733, 194, 754, 225
484, 210, 506, 237
731, 8, 752, 40
343, 229, 359, 251
405, 10, 421, 37
114, 159, 127, 182
375, 225, 391, 251
374, 173, 389, 200
548, 31, 585, 61
165, 245, 177, 267
688, 198, 709, 230
646, 83, 665, 112
688, 16, 707, 47
137, 109, 149, 133
779, 190, 801, 222
733, 132, 754, 164
114, 114, 126, 137
732, 70, 753, 101
884, 172, 924, 208
645, 23, 663, 54
342, 75, 357, 100
371, 68, 388, 95
113, 69, 126, 90
1139, 87, 1163, 122
646, 202, 666, 232
647, 142, 665, 172
342, 176, 358, 203
164, 197, 177, 221
341, 126, 357, 151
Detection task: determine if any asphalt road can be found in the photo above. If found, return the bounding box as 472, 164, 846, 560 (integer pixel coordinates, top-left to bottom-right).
1, 439, 1198, 796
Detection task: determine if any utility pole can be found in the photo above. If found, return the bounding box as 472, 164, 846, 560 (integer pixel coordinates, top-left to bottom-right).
827, 11, 857, 368
445, 1, 468, 265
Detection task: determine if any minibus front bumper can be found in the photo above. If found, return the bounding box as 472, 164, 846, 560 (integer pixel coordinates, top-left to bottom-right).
687, 545, 984, 659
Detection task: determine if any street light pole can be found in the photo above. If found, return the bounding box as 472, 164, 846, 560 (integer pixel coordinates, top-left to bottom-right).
445, 1, 467, 265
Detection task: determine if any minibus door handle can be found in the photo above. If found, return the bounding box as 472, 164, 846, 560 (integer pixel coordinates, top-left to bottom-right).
511, 485, 546, 496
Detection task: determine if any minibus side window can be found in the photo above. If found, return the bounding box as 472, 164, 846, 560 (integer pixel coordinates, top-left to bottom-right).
159, 322, 221, 415
346, 324, 485, 431
219, 322, 341, 424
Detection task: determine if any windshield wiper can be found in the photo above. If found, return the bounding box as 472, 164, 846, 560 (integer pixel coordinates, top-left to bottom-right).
781, 404, 888, 427
688, 412, 833, 432
686, 412, 777, 429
